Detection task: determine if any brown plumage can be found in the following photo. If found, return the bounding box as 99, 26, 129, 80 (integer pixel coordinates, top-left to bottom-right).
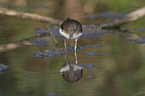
60, 17, 82, 39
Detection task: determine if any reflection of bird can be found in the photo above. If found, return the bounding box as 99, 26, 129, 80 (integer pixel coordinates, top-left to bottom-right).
59, 17, 83, 52
60, 47, 83, 83
60, 62, 83, 83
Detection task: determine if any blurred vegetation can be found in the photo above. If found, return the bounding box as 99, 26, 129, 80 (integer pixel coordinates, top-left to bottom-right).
0, 0, 145, 96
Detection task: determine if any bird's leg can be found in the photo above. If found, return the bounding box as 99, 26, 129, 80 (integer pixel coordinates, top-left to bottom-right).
65, 52, 67, 63
64, 39, 67, 50
74, 39, 77, 52
75, 51, 78, 64
75, 39, 78, 64
64, 39, 68, 64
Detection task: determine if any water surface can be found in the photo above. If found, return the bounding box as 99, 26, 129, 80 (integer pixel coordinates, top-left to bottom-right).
0, 0, 145, 96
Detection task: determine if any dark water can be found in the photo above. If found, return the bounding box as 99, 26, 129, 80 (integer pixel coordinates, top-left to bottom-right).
0, 0, 145, 96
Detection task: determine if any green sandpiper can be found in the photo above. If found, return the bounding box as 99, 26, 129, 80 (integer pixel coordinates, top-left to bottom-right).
59, 17, 83, 52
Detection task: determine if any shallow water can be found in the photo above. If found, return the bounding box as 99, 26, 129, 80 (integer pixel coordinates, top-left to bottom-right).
0, 0, 145, 96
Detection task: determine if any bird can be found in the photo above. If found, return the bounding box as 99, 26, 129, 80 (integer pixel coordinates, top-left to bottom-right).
59, 17, 83, 52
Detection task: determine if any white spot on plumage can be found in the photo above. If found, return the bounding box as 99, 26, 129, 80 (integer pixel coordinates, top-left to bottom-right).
59, 28, 83, 39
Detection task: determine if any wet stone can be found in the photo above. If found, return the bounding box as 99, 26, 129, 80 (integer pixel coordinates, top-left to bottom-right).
33, 47, 73, 58
136, 27, 145, 31
84, 52, 112, 57
98, 67, 102, 69
29, 39, 47, 45
82, 63, 95, 68
87, 75, 93, 79
128, 36, 145, 44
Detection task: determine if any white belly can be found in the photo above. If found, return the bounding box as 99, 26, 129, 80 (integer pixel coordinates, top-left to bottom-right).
59, 28, 83, 39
